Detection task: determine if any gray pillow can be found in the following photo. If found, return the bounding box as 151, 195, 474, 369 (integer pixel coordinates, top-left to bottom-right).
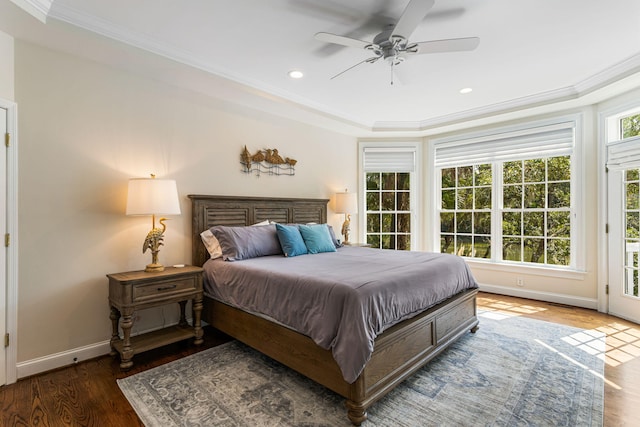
210, 224, 282, 261
327, 225, 343, 248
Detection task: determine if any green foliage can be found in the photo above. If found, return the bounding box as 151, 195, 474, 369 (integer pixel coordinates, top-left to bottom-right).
366, 172, 412, 250
503, 161, 522, 184
621, 114, 640, 139
548, 156, 571, 181
442, 156, 572, 266
524, 159, 545, 182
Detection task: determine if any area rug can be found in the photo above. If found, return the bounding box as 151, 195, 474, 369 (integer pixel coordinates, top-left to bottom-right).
118, 312, 605, 426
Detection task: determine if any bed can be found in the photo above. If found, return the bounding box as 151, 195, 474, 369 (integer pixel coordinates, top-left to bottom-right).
189, 195, 479, 425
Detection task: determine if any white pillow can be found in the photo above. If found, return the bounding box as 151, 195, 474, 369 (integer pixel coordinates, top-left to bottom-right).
201, 220, 272, 259
200, 229, 223, 259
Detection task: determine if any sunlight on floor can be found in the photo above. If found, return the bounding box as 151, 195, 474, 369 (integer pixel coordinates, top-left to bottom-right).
535, 338, 620, 390
596, 323, 640, 367
478, 297, 548, 317
564, 323, 640, 368
478, 295, 640, 369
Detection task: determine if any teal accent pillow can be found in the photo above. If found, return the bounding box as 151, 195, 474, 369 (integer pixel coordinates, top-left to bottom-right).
276, 224, 308, 257
299, 224, 337, 254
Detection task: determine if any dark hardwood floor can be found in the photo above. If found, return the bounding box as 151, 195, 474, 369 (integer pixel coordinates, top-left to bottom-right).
0, 329, 231, 427
1, 292, 638, 426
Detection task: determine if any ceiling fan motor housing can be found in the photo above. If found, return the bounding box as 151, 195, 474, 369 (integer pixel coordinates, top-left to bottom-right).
370, 29, 408, 64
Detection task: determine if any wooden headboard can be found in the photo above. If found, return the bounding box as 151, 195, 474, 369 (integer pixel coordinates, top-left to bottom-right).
188, 195, 329, 267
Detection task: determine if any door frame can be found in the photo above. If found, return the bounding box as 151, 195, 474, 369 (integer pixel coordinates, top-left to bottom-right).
1, 98, 18, 385
599, 98, 640, 318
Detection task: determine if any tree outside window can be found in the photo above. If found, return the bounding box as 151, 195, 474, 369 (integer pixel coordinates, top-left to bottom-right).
439, 155, 572, 267
366, 172, 411, 250
621, 114, 640, 139
502, 156, 571, 266
440, 164, 491, 258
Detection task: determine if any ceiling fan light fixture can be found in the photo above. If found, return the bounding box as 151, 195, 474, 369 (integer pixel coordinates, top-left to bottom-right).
288, 70, 304, 79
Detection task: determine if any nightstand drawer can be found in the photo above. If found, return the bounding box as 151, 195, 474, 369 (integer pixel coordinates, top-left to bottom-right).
133, 277, 197, 301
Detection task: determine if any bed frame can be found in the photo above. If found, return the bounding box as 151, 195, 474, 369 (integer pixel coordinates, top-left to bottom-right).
189, 195, 479, 425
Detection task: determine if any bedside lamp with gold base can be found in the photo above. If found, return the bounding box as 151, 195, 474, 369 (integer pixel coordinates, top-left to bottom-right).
126, 174, 181, 272
334, 189, 358, 245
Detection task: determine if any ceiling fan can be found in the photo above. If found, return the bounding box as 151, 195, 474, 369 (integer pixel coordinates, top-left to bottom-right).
314, 0, 479, 84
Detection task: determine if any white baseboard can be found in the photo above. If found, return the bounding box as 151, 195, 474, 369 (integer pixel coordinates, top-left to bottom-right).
16, 317, 208, 379
17, 340, 111, 379
479, 283, 598, 310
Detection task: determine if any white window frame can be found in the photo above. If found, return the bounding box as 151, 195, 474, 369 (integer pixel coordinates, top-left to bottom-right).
430, 115, 585, 275
358, 140, 422, 250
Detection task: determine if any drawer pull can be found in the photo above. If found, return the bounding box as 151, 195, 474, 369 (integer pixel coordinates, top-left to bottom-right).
157, 285, 177, 291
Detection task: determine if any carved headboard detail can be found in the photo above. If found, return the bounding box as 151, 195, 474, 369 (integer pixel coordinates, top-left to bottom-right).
188, 195, 329, 267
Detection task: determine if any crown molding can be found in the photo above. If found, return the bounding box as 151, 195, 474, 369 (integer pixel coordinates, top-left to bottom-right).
10, 0, 53, 23
47, 2, 373, 132
372, 86, 579, 133
372, 53, 640, 133
45, 2, 640, 136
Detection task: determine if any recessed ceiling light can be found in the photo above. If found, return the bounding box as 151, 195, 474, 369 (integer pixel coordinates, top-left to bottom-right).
288, 70, 304, 79
460, 87, 473, 94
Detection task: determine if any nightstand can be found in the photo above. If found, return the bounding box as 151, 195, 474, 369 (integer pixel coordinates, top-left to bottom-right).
107, 265, 204, 369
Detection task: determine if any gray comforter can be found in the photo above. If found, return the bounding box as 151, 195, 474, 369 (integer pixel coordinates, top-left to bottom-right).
202, 246, 478, 383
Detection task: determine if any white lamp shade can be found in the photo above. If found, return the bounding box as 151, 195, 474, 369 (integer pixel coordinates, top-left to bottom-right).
335, 192, 358, 214
126, 178, 181, 216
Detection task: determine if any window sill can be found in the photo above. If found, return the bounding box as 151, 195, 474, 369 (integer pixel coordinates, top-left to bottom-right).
464, 259, 587, 280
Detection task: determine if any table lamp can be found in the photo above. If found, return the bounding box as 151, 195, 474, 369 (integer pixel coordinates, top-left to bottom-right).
126, 174, 181, 272
335, 189, 358, 244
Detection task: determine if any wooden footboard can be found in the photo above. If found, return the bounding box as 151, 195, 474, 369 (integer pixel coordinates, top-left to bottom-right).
203, 288, 478, 425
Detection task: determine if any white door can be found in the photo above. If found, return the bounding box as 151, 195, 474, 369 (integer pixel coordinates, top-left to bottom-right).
608, 166, 640, 324
0, 106, 6, 386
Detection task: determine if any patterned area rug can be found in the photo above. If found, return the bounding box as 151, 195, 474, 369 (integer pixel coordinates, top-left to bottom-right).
118, 312, 604, 426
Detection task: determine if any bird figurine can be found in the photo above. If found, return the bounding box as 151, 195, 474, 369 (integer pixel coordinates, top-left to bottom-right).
241, 145, 252, 171
269, 149, 285, 164
143, 217, 168, 272
285, 157, 297, 166
250, 149, 264, 163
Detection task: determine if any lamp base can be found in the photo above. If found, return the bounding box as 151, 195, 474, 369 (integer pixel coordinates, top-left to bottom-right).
145, 263, 165, 273
341, 214, 351, 246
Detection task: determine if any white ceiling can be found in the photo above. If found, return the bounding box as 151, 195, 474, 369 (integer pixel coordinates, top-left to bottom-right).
3, 0, 640, 135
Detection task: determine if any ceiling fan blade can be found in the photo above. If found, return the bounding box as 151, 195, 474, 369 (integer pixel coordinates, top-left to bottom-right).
315, 32, 371, 49
411, 37, 480, 54
331, 56, 380, 79
392, 0, 435, 39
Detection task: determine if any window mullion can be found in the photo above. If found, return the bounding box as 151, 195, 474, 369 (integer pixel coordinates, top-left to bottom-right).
493, 161, 503, 262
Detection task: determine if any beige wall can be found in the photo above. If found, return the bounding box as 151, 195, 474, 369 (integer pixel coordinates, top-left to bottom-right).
0, 30, 14, 100
15, 41, 357, 362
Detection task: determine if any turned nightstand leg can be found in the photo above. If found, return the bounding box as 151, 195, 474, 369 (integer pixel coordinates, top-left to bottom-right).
119, 312, 134, 370
178, 300, 188, 327
109, 306, 121, 357
193, 293, 203, 345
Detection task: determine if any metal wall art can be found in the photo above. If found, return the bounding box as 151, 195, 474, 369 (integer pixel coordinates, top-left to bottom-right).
241, 145, 297, 176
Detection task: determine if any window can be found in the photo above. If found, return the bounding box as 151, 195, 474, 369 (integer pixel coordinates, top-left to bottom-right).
434, 120, 577, 269
360, 143, 419, 250
440, 164, 492, 258
366, 172, 411, 249
621, 113, 640, 139
501, 156, 571, 265
624, 169, 640, 297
